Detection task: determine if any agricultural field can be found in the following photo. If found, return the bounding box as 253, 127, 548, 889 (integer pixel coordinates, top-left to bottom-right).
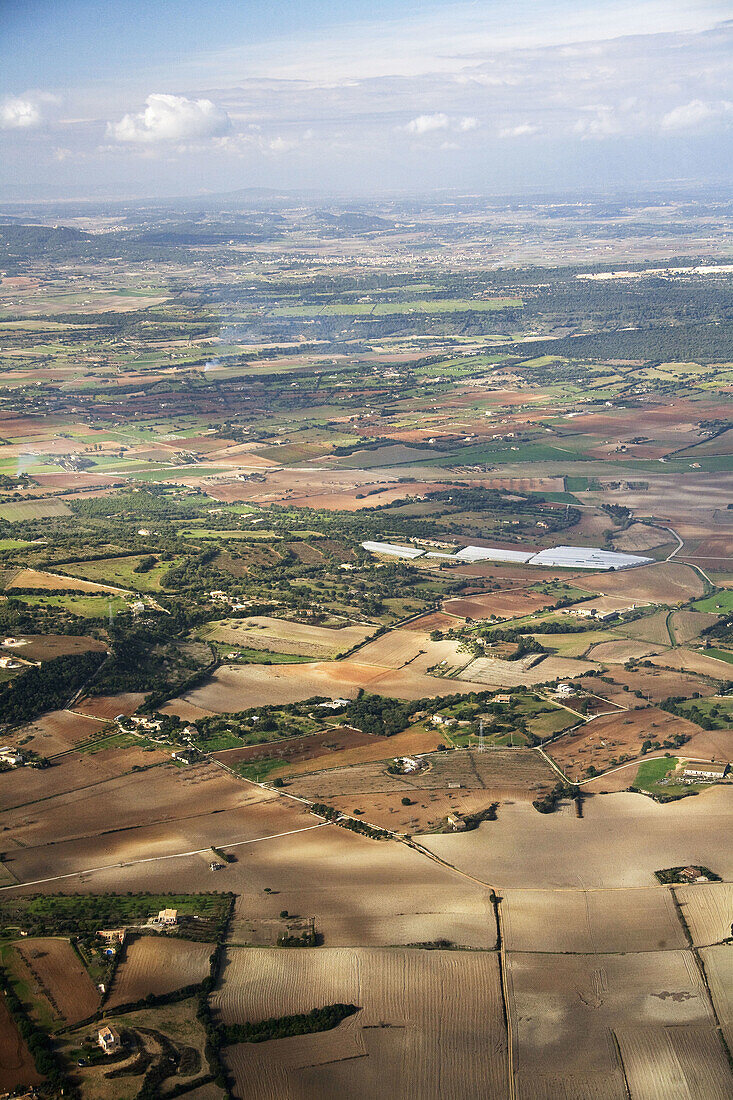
500, 887, 687, 953
0, 999, 42, 1094
1, 192, 733, 1097
5, 567, 129, 594
546, 707, 701, 780
204, 616, 374, 658
105, 935, 213, 1008
675, 883, 733, 946
421, 787, 733, 888
699, 945, 733, 1051
286, 747, 556, 830
215, 947, 508, 1100
506, 950, 725, 1099
12, 937, 100, 1025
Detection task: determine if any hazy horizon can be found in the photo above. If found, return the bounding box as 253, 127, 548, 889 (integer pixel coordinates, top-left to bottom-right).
2, 0, 732, 202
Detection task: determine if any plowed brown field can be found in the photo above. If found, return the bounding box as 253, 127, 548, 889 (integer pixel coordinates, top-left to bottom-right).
216, 947, 507, 1100
106, 936, 212, 1008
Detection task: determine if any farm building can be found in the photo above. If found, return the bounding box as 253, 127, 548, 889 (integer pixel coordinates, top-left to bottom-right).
97, 929, 125, 945
98, 1025, 122, 1054
682, 762, 729, 782
0, 746, 25, 767
678, 866, 709, 883
157, 908, 178, 925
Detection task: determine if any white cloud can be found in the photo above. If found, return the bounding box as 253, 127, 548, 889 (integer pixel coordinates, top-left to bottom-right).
661, 98, 733, 131
499, 122, 540, 138
0, 97, 42, 130
108, 94, 231, 144
404, 113, 478, 135
405, 112, 450, 134
573, 105, 625, 139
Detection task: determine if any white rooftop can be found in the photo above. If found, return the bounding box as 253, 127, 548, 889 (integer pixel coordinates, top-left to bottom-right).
362, 540, 652, 571
454, 545, 534, 563
361, 541, 425, 559
527, 546, 653, 570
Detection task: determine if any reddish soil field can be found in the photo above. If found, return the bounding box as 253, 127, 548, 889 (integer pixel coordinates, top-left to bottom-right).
444, 590, 556, 620
214, 727, 377, 769
11, 708, 110, 756
0, 999, 41, 1093
74, 692, 146, 718
0, 743, 171, 813
401, 611, 457, 633
0, 634, 107, 661
579, 668, 717, 705
265, 725, 448, 778
15, 937, 100, 1024
548, 706, 703, 779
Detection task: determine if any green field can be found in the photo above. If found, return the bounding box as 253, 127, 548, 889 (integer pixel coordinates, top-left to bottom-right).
271, 297, 521, 317
0, 499, 71, 521
633, 756, 680, 795
18, 593, 129, 617
692, 590, 733, 613
702, 647, 733, 664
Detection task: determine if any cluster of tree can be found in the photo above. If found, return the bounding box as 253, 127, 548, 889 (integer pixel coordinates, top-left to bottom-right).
343, 692, 415, 736
533, 782, 580, 814
310, 803, 390, 839
222, 1004, 360, 1045
0, 649, 105, 725
506, 320, 733, 364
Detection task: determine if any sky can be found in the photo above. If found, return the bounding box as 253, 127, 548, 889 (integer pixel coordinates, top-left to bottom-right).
1, 0, 732, 201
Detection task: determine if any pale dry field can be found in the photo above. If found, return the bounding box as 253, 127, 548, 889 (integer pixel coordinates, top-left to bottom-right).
421, 787, 733, 888
352, 628, 471, 674
216, 947, 507, 1100
6, 810, 494, 950
5, 568, 130, 594
507, 950, 718, 1100
669, 609, 720, 644
612, 523, 671, 552
649, 646, 732, 679
205, 616, 374, 658
699, 944, 733, 1051
171, 659, 490, 712
106, 936, 213, 1008
501, 887, 687, 953
579, 562, 704, 604
675, 883, 733, 946
614, 1024, 732, 1100
586, 638, 663, 663
456, 653, 598, 688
